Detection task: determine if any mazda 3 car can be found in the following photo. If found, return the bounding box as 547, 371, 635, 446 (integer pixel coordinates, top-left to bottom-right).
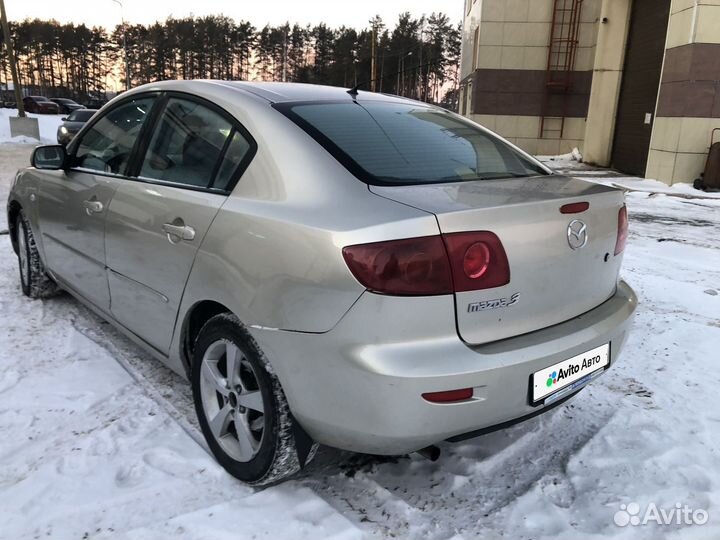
7, 81, 637, 485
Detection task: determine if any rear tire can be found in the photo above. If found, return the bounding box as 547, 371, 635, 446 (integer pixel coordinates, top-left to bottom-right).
191, 313, 316, 485
15, 212, 59, 299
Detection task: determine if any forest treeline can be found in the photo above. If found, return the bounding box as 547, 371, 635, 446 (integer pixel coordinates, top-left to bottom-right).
0, 13, 461, 107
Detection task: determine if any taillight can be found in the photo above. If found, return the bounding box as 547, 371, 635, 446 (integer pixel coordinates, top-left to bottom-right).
463, 242, 491, 279
342, 236, 453, 296
443, 231, 510, 292
343, 232, 510, 296
615, 205, 628, 255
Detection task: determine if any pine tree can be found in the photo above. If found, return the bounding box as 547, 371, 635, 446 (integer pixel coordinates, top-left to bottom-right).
0, 14, 461, 106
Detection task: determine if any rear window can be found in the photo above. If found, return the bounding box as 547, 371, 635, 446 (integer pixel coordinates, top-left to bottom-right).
278, 101, 547, 185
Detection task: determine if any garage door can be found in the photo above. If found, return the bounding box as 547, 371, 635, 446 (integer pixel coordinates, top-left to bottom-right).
611, 0, 671, 176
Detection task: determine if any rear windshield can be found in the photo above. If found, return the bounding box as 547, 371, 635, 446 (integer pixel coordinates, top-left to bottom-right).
67, 110, 96, 122
277, 101, 547, 185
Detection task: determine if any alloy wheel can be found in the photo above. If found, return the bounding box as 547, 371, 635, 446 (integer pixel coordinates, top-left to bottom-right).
17, 221, 29, 288
199, 340, 265, 462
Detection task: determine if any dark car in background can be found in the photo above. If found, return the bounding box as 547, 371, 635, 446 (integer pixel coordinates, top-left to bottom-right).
84, 98, 109, 109
23, 96, 59, 114
50, 98, 85, 114
56, 108, 97, 145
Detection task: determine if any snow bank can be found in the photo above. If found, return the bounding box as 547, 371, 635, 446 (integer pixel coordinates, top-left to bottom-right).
538, 147, 583, 164
0, 108, 63, 144
605, 177, 720, 199
540, 153, 720, 200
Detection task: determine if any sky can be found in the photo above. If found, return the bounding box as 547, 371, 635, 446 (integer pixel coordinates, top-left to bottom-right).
6, 0, 463, 30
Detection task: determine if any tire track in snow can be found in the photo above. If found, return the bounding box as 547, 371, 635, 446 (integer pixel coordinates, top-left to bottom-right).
308, 394, 618, 540
68, 314, 209, 452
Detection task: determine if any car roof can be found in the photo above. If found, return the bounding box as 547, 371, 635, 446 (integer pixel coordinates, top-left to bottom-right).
132, 80, 424, 107
219, 81, 418, 105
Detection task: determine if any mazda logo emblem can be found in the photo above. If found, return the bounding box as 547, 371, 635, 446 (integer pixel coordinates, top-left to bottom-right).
567, 220, 588, 250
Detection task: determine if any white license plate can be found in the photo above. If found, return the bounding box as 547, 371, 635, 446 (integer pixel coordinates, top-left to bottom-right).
532, 343, 610, 403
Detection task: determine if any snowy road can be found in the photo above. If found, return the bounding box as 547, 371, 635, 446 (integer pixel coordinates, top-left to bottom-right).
1, 143, 719, 540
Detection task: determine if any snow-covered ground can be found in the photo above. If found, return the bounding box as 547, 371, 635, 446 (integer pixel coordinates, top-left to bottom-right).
0, 108, 63, 145
1, 142, 719, 540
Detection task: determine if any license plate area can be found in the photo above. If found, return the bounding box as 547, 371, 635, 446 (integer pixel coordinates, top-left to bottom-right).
531, 343, 610, 405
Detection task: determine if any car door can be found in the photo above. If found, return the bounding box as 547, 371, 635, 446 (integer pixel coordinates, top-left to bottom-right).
104, 94, 256, 354
36, 95, 158, 311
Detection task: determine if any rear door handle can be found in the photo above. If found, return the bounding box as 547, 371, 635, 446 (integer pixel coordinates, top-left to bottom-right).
83, 199, 104, 215
162, 223, 196, 243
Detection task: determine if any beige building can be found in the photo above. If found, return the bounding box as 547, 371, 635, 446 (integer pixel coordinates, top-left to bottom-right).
459, 0, 720, 184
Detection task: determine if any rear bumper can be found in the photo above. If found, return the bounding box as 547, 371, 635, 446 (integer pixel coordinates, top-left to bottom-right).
250, 281, 637, 455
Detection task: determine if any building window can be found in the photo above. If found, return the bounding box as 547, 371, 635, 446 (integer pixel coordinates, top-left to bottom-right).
466, 82, 473, 115
472, 26, 480, 70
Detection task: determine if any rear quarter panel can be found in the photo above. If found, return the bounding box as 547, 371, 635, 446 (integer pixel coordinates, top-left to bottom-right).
168, 85, 440, 373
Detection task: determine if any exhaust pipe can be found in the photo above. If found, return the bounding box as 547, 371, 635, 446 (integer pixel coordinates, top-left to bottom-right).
415, 445, 441, 461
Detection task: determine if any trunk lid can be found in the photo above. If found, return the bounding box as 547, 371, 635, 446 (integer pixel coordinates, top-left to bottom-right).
370, 175, 625, 345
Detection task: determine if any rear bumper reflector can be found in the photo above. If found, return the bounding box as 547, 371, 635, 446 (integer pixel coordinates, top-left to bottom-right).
422, 388, 474, 403
560, 202, 590, 214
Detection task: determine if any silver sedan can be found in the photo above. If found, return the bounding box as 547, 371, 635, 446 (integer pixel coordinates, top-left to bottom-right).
7, 81, 636, 485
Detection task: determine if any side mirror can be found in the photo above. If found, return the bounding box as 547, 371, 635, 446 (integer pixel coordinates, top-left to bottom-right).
32, 145, 68, 170
61, 117, 67, 121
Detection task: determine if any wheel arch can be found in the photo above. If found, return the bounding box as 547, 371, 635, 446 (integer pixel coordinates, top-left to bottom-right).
180, 299, 233, 375
7, 200, 22, 255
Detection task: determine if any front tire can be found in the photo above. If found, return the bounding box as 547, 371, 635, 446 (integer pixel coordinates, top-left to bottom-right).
191, 314, 316, 485
15, 212, 59, 299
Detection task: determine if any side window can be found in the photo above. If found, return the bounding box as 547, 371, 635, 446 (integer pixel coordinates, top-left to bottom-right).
139, 97, 236, 189
74, 96, 155, 175
213, 130, 253, 191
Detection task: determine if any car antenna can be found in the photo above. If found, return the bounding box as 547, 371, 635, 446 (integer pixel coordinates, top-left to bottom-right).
348, 57, 443, 98
347, 81, 366, 98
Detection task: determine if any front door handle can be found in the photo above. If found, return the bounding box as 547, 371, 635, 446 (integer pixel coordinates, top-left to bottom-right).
162, 222, 196, 243
83, 199, 104, 215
